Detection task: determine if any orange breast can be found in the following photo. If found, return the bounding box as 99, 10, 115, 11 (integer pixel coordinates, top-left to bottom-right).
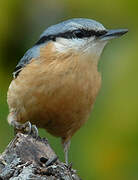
7, 43, 101, 142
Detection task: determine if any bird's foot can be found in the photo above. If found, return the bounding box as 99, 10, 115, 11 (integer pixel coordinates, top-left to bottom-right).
31, 124, 39, 138
62, 139, 71, 165
12, 121, 38, 138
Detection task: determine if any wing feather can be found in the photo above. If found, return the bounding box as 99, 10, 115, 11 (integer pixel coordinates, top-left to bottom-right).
13, 45, 41, 78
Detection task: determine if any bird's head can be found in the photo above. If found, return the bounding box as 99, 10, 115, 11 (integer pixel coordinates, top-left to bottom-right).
35, 18, 128, 61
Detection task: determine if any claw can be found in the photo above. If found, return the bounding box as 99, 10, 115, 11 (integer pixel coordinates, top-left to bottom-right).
23, 121, 32, 134
11, 120, 38, 138
31, 125, 39, 138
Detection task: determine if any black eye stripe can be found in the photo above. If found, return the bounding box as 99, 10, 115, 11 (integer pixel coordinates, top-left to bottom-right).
35, 29, 107, 45
56, 29, 107, 39
35, 35, 56, 45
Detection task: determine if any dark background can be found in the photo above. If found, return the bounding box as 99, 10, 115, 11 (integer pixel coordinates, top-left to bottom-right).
0, 0, 137, 179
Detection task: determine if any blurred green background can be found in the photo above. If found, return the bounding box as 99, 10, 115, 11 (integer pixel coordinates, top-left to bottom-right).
0, 0, 137, 179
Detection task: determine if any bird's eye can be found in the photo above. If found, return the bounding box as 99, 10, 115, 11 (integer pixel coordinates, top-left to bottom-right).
73, 30, 84, 38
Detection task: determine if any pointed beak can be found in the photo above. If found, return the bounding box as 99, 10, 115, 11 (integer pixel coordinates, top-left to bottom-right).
100, 29, 128, 41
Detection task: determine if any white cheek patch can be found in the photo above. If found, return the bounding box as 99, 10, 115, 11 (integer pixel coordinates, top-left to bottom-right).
53, 37, 107, 60
53, 38, 86, 53
53, 41, 67, 53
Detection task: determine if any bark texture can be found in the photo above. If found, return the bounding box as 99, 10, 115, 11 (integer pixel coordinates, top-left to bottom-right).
0, 133, 81, 180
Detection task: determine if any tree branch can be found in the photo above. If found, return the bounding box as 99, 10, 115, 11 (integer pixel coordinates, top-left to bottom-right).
0, 133, 81, 180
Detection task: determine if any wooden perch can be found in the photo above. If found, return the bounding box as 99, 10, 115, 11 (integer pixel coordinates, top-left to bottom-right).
0, 133, 81, 180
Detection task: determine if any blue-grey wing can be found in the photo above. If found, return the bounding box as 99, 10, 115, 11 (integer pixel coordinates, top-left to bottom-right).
13, 45, 41, 78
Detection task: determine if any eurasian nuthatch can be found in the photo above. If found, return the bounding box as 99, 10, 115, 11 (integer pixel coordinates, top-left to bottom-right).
7, 18, 128, 164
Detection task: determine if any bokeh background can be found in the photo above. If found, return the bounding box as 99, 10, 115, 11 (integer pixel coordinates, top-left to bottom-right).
0, 0, 137, 179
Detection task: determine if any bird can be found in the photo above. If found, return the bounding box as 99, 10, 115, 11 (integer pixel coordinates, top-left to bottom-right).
7, 18, 128, 165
